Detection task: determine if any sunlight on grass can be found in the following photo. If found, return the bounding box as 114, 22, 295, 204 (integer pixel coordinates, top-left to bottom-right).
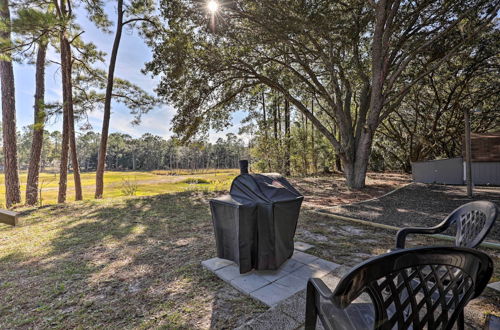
0, 169, 239, 207
0, 192, 266, 328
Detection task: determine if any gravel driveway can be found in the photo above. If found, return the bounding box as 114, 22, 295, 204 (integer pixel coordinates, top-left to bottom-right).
321, 183, 500, 243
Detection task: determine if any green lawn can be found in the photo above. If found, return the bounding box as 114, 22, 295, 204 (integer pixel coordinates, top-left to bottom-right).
0, 191, 265, 329
0, 169, 239, 207
1, 175, 498, 328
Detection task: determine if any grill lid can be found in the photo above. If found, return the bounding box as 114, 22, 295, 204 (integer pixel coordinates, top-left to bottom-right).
230, 173, 303, 203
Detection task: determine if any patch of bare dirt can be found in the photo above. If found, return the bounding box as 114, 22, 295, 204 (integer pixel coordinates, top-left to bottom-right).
324, 183, 500, 242
290, 172, 411, 208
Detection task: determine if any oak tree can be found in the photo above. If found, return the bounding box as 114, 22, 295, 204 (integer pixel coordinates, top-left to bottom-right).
147, 0, 498, 188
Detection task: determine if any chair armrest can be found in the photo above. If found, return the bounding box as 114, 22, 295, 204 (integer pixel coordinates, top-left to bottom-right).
308, 278, 333, 299
395, 225, 448, 249
306, 278, 334, 330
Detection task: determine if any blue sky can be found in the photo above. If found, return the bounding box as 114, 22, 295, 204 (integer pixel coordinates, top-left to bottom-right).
13, 2, 245, 143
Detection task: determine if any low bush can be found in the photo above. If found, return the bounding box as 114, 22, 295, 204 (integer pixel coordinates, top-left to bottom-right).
120, 178, 139, 196
180, 178, 211, 184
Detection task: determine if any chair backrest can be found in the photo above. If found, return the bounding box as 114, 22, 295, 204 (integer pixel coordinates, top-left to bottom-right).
332, 247, 493, 330
446, 201, 497, 248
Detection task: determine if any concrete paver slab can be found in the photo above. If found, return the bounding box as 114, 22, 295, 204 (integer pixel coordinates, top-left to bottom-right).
258, 268, 291, 282
280, 258, 305, 273
294, 241, 315, 252
203, 251, 337, 307
231, 274, 271, 293
290, 264, 330, 281
275, 273, 308, 292
215, 264, 245, 282
308, 258, 341, 272
250, 282, 300, 307
292, 250, 319, 264
487, 281, 500, 293
201, 257, 235, 271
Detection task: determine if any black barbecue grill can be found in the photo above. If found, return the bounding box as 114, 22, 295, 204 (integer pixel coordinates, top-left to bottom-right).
209, 161, 303, 273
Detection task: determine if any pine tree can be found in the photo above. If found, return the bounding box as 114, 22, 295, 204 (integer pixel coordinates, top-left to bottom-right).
11, 6, 57, 205
0, 0, 21, 207
95, 0, 156, 198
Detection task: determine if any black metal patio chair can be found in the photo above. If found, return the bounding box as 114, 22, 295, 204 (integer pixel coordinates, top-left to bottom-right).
305, 247, 493, 330
395, 201, 498, 249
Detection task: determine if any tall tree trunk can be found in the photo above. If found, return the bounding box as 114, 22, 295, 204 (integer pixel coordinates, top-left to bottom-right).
26, 42, 48, 205
95, 0, 124, 199
56, 1, 82, 201
310, 96, 317, 173
261, 90, 271, 171
0, 0, 21, 208
261, 90, 268, 140
352, 1, 389, 188
57, 0, 72, 203
335, 156, 342, 173
273, 96, 278, 141
337, 0, 388, 189
300, 113, 308, 174
353, 138, 372, 187
341, 125, 373, 188
58, 32, 70, 203
277, 100, 282, 139
284, 98, 291, 176
66, 52, 82, 200
333, 126, 342, 173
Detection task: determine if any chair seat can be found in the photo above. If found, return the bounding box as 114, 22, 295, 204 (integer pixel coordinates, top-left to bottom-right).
305, 247, 493, 330
318, 300, 374, 330
395, 201, 498, 249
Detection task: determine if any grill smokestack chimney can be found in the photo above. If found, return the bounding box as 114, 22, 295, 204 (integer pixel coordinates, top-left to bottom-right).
239, 160, 249, 174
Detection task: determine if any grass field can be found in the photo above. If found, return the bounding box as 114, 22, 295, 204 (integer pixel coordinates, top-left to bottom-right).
0, 173, 498, 328
0, 169, 239, 207
1, 188, 498, 328
0, 191, 266, 329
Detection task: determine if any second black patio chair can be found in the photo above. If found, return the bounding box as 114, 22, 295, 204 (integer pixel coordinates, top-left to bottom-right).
395, 201, 498, 249
305, 246, 493, 330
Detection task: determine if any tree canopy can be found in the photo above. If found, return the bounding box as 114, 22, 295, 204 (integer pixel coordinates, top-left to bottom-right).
147, 0, 499, 188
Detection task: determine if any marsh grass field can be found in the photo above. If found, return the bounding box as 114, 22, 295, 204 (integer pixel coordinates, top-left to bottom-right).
0, 169, 239, 207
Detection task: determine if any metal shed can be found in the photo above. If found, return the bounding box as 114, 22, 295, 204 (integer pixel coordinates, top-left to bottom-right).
412, 133, 500, 186
412, 157, 464, 185
412, 158, 500, 186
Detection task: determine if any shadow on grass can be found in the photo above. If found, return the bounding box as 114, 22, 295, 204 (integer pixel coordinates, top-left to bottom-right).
0, 191, 265, 329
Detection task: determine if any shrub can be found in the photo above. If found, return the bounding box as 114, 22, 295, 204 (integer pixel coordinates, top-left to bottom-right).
120, 178, 139, 196
180, 178, 211, 184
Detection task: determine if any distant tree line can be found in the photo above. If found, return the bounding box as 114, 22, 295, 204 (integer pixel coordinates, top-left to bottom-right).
2, 128, 246, 172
